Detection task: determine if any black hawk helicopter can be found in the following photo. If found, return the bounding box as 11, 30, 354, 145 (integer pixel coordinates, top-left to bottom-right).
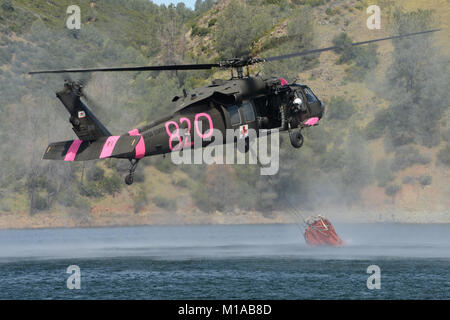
29, 29, 439, 185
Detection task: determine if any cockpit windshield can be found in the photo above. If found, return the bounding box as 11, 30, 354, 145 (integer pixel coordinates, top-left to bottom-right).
304, 87, 319, 104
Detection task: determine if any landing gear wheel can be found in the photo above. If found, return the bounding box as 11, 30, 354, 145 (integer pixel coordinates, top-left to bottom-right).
290, 130, 303, 148
125, 159, 140, 185
288, 123, 304, 149
125, 174, 134, 185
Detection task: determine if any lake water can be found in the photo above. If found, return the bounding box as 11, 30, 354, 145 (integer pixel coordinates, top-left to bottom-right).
0, 223, 449, 299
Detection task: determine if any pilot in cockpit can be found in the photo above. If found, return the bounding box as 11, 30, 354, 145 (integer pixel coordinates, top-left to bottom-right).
291, 92, 307, 113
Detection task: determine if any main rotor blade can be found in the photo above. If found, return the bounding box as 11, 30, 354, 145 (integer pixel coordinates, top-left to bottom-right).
29, 63, 220, 75
28, 29, 440, 75
263, 29, 441, 62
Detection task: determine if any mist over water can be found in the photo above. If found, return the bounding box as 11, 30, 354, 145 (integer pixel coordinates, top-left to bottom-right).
1, 223, 450, 262
1, 224, 449, 299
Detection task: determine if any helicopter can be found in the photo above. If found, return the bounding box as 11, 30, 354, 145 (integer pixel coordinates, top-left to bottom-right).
29, 29, 439, 185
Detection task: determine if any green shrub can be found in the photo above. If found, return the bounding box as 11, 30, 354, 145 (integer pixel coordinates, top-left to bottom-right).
1, 0, 14, 12
194, 0, 216, 13
418, 174, 432, 186
0, 47, 12, 65
332, 32, 378, 80
437, 145, 450, 167
402, 176, 416, 185
390, 146, 431, 172
383, 9, 447, 149
57, 186, 89, 210
208, 18, 217, 27
153, 195, 177, 211
26, 174, 48, 190
215, 0, 272, 58
133, 188, 147, 213
332, 33, 352, 57
385, 184, 401, 196
57, 186, 76, 207
72, 196, 91, 211
365, 109, 389, 140
133, 170, 145, 183
292, 0, 326, 6
191, 185, 211, 212
326, 96, 355, 120
365, 120, 384, 140
375, 159, 394, 187
31, 194, 49, 212
154, 158, 176, 173
86, 165, 105, 182
174, 177, 189, 188
79, 182, 104, 198
100, 175, 122, 195
191, 23, 209, 37
325, 7, 340, 16
441, 129, 450, 142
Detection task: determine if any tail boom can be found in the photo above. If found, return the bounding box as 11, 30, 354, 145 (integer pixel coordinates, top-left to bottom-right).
43, 135, 143, 161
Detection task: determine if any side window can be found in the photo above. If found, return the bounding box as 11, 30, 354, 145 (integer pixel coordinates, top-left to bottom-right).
241, 101, 255, 122
304, 87, 319, 104
228, 105, 241, 126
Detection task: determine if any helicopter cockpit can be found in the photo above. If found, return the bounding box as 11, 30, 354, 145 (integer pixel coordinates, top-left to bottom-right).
291, 91, 307, 113
291, 85, 324, 122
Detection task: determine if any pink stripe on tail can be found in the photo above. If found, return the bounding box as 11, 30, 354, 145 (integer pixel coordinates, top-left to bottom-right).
128, 128, 139, 136
99, 136, 120, 159
64, 140, 83, 161
128, 128, 146, 159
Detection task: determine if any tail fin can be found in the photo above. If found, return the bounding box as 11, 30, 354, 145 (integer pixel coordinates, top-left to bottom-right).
57, 82, 110, 141
43, 135, 141, 161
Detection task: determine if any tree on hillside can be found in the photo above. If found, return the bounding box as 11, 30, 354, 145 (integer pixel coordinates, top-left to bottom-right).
332, 32, 378, 81
215, 0, 272, 58
379, 9, 449, 149
195, 0, 215, 14
158, 5, 189, 66
192, 165, 239, 212
262, 6, 316, 80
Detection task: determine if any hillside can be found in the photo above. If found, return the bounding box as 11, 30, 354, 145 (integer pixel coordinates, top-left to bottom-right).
0, 0, 449, 229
